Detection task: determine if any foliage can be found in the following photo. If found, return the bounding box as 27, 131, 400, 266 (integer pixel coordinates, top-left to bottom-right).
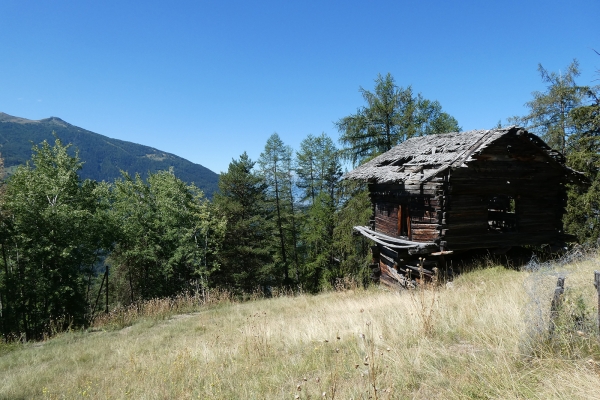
564, 85, 600, 243
336, 73, 460, 165
257, 133, 298, 285
212, 153, 273, 292
109, 169, 224, 304
300, 192, 337, 290
295, 134, 343, 290
0, 139, 115, 340
296, 133, 342, 206
331, 181, 372, 285
510, 60, 587, 154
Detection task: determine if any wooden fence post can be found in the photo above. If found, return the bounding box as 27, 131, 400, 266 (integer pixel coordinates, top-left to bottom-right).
105, 265, 109, 314
549, 277, 565, 334
594, 271, 600, 333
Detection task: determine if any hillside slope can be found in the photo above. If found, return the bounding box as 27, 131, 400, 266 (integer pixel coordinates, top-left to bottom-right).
0, 112, 218, 196
1, 257, 599, 399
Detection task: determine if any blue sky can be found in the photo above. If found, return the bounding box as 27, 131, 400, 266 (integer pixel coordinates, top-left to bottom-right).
1, 0, 599, 174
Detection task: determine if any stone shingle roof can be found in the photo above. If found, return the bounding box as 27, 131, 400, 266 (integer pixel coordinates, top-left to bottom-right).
343, 126, 584, 184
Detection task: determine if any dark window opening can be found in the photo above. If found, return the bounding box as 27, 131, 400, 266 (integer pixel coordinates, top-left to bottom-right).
488, 195, 517, 232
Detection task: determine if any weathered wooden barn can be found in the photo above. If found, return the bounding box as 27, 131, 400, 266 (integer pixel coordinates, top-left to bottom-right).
344, 126, 588, 287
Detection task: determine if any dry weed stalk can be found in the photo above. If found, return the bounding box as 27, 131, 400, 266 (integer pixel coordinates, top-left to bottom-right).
243, 311, 271, 358
363, 321, 379, 399
408, 257, 439, 337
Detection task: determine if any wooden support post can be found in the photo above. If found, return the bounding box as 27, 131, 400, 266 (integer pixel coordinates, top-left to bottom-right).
549, 277, 565, 335
91, 271, 106, 323
406, 206, 411, 239
397, 206, 402, 236
594, 271, 600, 333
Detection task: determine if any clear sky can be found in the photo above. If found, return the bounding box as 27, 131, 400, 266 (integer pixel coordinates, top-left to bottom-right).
1, 0, 599, 174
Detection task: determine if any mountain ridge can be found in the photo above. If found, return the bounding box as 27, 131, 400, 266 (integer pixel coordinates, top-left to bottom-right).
0, 112, 219, 197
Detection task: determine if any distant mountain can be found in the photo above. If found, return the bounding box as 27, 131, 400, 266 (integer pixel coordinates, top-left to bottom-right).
0, 112, 219, 197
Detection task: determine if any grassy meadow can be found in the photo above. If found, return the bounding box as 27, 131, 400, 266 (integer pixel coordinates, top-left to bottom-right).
1, 255, 600, 399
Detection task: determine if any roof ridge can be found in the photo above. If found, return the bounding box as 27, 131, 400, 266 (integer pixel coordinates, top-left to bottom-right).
449, 129, 498, 168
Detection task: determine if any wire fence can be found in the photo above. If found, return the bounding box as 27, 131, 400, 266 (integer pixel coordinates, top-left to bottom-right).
521, 245, 600, 355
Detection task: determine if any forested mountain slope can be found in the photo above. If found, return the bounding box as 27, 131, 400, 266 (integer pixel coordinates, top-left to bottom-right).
0, 112, 218, 196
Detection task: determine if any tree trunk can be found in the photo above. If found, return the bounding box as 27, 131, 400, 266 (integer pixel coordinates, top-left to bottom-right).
273, 165, 288, 282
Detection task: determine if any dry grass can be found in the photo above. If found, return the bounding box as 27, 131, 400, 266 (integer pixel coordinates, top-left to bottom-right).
1, 257, 600, 399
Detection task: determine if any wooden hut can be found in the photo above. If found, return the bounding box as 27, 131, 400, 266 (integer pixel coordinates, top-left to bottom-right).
344, 126, 588, 287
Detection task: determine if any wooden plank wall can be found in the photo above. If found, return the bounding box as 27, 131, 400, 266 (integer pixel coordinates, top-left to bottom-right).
371, 182, 444, 243
444, 136, 567, 250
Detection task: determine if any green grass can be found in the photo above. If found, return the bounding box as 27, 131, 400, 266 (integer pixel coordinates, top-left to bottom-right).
1, 257, 600, 399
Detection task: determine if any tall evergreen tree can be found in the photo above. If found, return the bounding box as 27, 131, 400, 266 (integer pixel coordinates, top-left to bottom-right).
331, 181, 372, 285
336, 73, 460, 165
213, 153, 272, 291
296, 133, 342, 206
296, 133, 343, 289
301, 191, 337, 290
562, 59, 600, 243
258, 134, 295, 284
281, 149, 301, 284
510, 60, 586, 154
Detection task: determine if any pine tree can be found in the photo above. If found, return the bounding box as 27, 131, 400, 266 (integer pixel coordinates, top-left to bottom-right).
213, 153, 272, 292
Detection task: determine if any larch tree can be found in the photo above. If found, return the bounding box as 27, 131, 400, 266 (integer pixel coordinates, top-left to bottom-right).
296, 133, 343, 289
336, 73, 460, 165
258, 133, 295, 285
511, 57, 600, 244
561, 56, 600, 243
296, 133, 342, 206
511, 60, 586, 154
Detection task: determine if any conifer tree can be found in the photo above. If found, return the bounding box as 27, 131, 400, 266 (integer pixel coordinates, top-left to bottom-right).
296, 133, 343, 289
511, 60, 586, 154
511, 58, 600, 244
258, 134, 295, 285
562, 59, 600, 243
331, 181, 372, 285
296, 133, 342, 206
213, 153, 272, 291
336, 73, 460, 165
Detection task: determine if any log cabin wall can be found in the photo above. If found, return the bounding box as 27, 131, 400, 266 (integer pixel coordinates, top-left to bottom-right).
370, 182, 444, 243
443, 135, 568, 250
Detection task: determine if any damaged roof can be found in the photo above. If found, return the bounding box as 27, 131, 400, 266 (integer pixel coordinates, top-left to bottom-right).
343, 126, 586, 184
